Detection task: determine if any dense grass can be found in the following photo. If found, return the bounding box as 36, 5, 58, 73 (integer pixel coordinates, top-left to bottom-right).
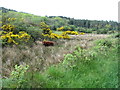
2, 37, 118, 88
39, 38, 118, 88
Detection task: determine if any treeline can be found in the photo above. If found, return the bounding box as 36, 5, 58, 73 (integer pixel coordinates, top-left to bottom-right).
0, 7, 17, 13
47, 16, 118, 33
49, 15, 118, 29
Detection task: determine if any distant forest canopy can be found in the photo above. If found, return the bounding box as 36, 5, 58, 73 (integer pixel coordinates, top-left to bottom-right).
0, 7, 17, 13
0, 7, 119, 34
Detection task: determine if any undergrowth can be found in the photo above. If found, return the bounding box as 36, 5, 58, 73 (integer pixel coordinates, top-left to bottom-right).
2, 38, 119, 88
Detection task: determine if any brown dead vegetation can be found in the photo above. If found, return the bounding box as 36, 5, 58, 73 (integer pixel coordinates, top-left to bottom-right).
2, 34, 110, 77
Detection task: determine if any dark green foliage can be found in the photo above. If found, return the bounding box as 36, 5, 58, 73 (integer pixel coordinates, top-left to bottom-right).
96, 29, 109, 34
114, 33, 120, 38
0, 7, 17, 13
95, 38, 116, 48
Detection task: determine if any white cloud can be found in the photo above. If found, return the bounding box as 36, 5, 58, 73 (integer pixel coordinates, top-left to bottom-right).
0, 0, 119, 21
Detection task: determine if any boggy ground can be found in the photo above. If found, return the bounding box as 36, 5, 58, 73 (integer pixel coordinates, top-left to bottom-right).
2, 34, 110, 77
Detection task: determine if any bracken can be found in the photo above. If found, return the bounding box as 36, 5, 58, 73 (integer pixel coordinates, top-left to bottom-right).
42, 41, 55, 46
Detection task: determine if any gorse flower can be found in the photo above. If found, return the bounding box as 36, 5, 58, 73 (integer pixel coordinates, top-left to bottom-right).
79, 32, 85, 35
1, 31, 30, 45
40, 22, 52, 34
8, 18, 16, 21
40, 22, 73, 40
42, 32, 70, 39
49, 33, 63, 39
57, 26, 64, 31
62, 34, 70, 39
1, 17, 31, 45
62, 31, 78, 35
1, 31, 19, 45
18, 31, 31, 42
1, 24, 15, 31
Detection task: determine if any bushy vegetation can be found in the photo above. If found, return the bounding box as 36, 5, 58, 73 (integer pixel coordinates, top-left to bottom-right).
1, 7, 86, 46
0, 17, 31, 46
0, 7, 118, 35
2, 37, 118, 88
1, 7, 119, 88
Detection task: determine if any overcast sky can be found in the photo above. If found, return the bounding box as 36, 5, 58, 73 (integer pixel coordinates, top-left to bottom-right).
0, 0, 119, 22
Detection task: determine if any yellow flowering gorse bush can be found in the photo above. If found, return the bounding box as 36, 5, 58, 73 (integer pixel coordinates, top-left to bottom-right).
40, 22, 72, 39
49, 33, 63, 39
57, 26, 64, 31
42, 33, 63, 39
0, 17, 31, 45
8, 18, 16, 21
40, 22, 52, 34
1, 24, 15, 31
18, 31, 31, 41
79, 32, 85, 35
1, 32, 19, 45
62, 34, 70, 39
1, 31, 30, 45
42, 32, 71, 39
62, 31, 78, 35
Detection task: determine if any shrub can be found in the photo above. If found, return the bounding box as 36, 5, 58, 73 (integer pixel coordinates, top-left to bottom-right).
57, 26, 64, 31
97, 29, 109, 34
25, 27, 43, 41
114, 33, 120, 38
61, 31, 78, 35
1, 24, 15, 31
40, 22, 52, 35
95, 39, 113, 48
1, 31, 31, 46
79, 32, 85, 35
3, 65, 29, 88
0, 17, 31, 46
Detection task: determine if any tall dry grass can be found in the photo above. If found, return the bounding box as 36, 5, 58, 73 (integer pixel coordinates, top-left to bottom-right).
2, 34, 110, 77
